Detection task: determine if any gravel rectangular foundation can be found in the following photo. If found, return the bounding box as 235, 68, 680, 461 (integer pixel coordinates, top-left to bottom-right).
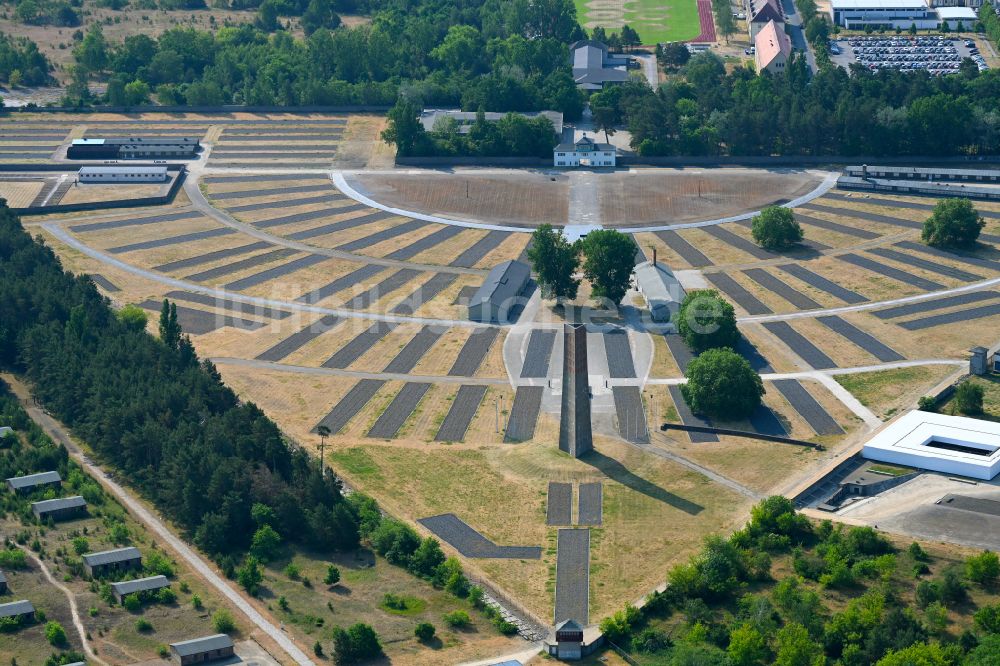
520, 330, 557, 378
613, 386, 649, 443
804, 203, 922, 230
578, 483, 603, 526
663, 333, 694, 373
837, 253, 944, 291
70, 210, 201, 233
138, 301, 264, 335
385, 225, 464, 261
895, 240, 1000, 272
817, 315, 904, 362
210, 184, 332, 200
825, 192, 1000, 219
762, 321, 838, 369
547, 482, 573, 526
253, 207, 349, 230
749, 405, 788, 436
345, 269, 421, 310
383, 326, 443, 374
107, 227, 235, 254
743, 268, 820, 310
867, 247, 983, 282
603, 330, 637, 378
393, 273, 458, 315
226, 194, 343, 213
314, 379, 386, 434
185, 248, 300, 282
771, 379, 843, 435
255, 315, 341, 362
872, 291, 1000, 320
367, 382, 430, 439
210, 151, 336, 159
735, 337, 775, 373
555, 529, 590, 624
793, 213, 880, 240
449, 328, 500, 376
702, 224, 775, 260
453, 285, 478, 306
297, 265, 385, 304
163, 290, 292, 320
153, 241, 270, 273
705, 272, 773, 315
504, 386, 544, 442
224, 254, 329, 290
204, 174, 320, 184
336, 219, 426, 252
667, 385, 718, 443
777, 263, 868, 304
434, 385, 487, 442
285, 211, 382, 241
417, 513, 542, 559
449, 230, 509, 268
323, 322, 397, 369
899, 302, 1000, 330
89, 274, 119, 292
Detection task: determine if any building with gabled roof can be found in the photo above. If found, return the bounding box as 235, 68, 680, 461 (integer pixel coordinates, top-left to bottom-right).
0, 599, 35, 623
110, 574, 170, 603
467, 260, 532, 324
6, 470, 61, 494
569, 40, 631, 90
31, 495, 86, 521
554, 135, 616, 168
82, 546, 142, 578
170, 633, 235, 665
755, 19, 793, 75
748, 0, 785, 38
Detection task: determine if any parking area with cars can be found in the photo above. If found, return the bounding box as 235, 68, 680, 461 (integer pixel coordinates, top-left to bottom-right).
829, 35, 988, 74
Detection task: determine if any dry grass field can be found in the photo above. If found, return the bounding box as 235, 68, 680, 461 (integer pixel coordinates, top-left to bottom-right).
0, 180, 45, 207
60, 183, 167, 205
835, 364, 962, 419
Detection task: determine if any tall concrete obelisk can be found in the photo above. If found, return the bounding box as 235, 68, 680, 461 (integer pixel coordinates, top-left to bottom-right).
559, 323, 593, 457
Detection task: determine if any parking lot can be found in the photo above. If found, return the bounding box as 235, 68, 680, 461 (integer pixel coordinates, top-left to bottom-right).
830, 35, 988, 75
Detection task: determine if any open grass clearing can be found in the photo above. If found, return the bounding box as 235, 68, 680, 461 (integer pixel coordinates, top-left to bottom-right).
938, 373, 1000, 421
0, 180, 46, 207
834, 364, 960, 419
60, 183, 166, 206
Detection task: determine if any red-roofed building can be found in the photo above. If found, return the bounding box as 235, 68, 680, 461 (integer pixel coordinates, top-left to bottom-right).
748, 0, 785, 38
754, 20, 792, 75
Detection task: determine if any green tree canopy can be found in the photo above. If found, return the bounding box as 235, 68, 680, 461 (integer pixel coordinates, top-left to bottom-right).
579, 229, 636, 305
117, 304, 148, 332
682, 347, 764, 419
751, 206, 803, 250
333, 623, 383, 664
921, 198, 985, 249
676, 290, 740, 353
955, 381, 984, 415
527, 224, 580, 302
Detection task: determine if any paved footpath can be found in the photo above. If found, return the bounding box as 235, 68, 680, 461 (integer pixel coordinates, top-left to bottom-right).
2, 373, 314, 666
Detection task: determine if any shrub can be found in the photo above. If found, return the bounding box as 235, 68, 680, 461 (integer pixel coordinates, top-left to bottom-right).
158, 587, 176, 604
443, 610, 470, 628
908, 542, 930, 562
922, 198, 985, 248
332, 622, 383, 664
0, 548, 27, 569
157, 645, 169, 658
192, 594, 203, 610
975, 603, 1000, 634
212, 609, 235, 633
917, 396, 937, 412
414, 622, 435, 642
966, 551, 1000, 586
324, 565, 341, 586
955, 382, 985, 415
135, 618, 153, 632
123, 593, 141, 612
751, 206, 803, 250
71, 537, 89, 555
599, 605, 641, 644
45, 621, 68, 646
284, 563, 301, 580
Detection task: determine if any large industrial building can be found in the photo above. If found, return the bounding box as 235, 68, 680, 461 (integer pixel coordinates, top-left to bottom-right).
67, 137, 200, 160
830, 0, 940, 29
863, 410, 1000, 480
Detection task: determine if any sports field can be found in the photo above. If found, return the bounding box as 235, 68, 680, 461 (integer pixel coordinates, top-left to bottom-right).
574, 0, 704, 44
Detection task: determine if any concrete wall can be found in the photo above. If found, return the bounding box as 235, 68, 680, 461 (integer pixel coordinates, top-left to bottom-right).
12, 165, 186, 216
4, 105, 390, 114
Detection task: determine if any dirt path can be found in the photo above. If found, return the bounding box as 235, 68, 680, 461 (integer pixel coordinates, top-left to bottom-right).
1, 373, 314, 666
17, 545, 107, 665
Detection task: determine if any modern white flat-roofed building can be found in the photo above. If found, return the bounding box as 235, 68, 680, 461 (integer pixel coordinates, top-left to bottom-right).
863, 410, 1000, 480
935, 6, 978, 22
755, 20, 793, 74
830, 0, 939, 29
79, 166, 169, 183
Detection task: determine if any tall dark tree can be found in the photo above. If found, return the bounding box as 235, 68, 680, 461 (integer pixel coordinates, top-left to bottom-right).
681, 347, 764, 419
158, 299, 180, 349
381, 99, 426, 157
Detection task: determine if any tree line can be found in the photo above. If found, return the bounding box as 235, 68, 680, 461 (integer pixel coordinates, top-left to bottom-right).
0, 32, 52, 87
591, 52, 1000, 156
0, 202, 360, 571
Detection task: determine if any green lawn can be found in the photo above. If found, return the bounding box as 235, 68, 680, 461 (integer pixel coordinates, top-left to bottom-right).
574, 0, 702, 45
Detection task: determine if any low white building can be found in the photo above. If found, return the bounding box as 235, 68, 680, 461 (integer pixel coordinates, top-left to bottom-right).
78, 166, 169, 184
936, 5, 978, 24
634, 260, 686, 322
554, 136, 616, 168
830, 0, 940, 29
863, 409, 1000, 480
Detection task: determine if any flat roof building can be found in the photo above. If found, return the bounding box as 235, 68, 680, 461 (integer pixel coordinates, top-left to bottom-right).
936, 5, 977, 21
79, 166, 169, 183
82, 546, 142, 578
31, 495, 86, 521
755, 19, 793, 75
170, 634, 235, 665
468, 260, 532, 324
110, 574, 169, 603
420, 109, 564, 137
570, 40, 631, 90
0, 599, 35, 623
830, 0, 939, 29
863, 410, 1000, 480
6, 470, 61, 494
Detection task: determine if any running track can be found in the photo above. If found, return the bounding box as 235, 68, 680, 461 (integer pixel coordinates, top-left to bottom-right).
690, 0, 717, 43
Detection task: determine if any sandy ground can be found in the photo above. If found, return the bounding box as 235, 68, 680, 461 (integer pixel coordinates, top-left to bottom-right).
0, 180, 45, 207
